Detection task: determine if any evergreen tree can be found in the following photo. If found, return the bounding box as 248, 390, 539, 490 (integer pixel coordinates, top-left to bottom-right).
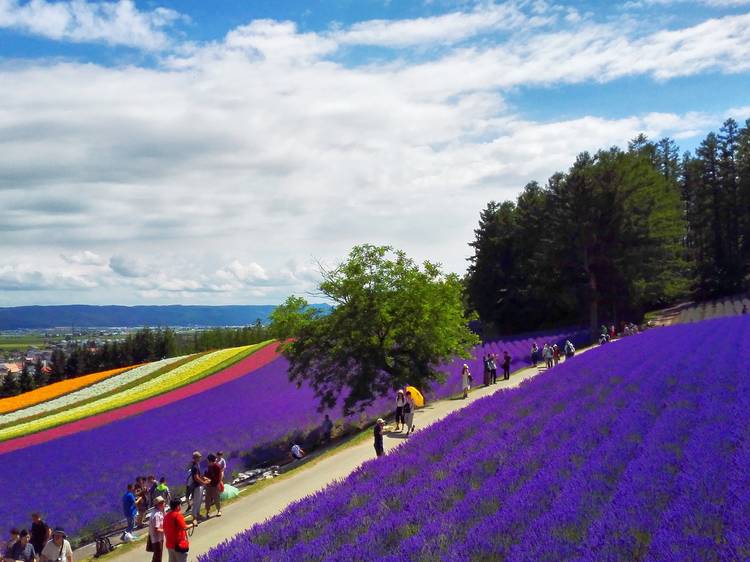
1, 372, 18, 397
18, 363, 34, 392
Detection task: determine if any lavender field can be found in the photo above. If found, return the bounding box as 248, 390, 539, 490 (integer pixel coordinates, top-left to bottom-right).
0, 329, 584, 539
202, 315, 750, 561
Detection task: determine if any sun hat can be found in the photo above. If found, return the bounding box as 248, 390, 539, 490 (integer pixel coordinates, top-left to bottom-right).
154, 496, 165, 504
52, 527, 67, 538
377, 418, 385, 424
192, 451, 202, 458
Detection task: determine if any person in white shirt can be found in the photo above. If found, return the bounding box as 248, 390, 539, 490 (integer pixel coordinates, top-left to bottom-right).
40, 528, 73, 562
148, 496, 166, 562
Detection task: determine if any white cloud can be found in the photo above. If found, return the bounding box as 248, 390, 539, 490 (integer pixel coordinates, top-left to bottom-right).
0, 264, 97, 291
61, 250, 106, 266
2, 6, 749, 304
0, 0, 185, 50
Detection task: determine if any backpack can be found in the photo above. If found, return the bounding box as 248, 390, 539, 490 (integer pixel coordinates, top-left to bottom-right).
94, 535, 114, 558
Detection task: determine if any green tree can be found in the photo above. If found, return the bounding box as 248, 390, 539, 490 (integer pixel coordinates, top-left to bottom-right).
1, 372, 18, 397
18, 363, 33, 392
273, 245, 479, 414
269, 296, 322, 341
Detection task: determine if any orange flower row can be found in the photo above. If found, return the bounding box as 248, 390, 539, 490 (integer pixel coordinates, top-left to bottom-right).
0, 365, 140, 414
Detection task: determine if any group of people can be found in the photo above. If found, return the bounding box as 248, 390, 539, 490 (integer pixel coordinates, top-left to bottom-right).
3, 515, 73, 562
531, 340, 575, 368
120, 449, 227, 562
394, 388, 417, 436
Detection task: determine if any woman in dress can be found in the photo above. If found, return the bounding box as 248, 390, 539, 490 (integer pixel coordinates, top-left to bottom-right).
403, 391, 416, 436
461, 363, 471, 399
395, 389, 406, 431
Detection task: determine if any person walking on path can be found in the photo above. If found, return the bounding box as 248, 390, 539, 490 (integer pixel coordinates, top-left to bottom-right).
564, 340, 575, 359
502, 351, 511, 380
121, 483, 139, 541
461, 364, 471, 399
531, 343, 539, 366
4, 529, 35, 562
489, 354, 498, 384
30, 512, 50, 557
204, 454, 223, 519
189, 452, 209, 525
374, 418, 385, 457
164, 500, 191, 562
482, 354, 491, 386
552, 344, 560, 366
543, 344, 553, 369
403, 391, 416, 436
395, 390, 406, 431
40, 528, 73, 562
147, 496, 166, 562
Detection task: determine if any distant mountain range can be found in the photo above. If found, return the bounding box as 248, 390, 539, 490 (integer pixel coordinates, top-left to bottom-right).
0, 304, 331, 330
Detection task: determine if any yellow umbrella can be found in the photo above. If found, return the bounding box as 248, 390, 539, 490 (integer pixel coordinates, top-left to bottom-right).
405, 386, 424, 407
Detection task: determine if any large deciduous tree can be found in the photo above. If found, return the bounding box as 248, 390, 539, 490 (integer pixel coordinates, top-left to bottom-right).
272, 245, 479, 414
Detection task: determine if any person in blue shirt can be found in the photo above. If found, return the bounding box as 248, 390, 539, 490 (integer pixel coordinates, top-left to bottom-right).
5, 529, 35, 562
121, 483, 139, 540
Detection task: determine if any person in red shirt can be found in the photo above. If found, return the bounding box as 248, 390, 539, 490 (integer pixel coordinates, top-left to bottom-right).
204, 454, 223, 518
164, 499, 191, 562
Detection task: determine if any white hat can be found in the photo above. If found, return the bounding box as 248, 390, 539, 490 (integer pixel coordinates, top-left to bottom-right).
154, 496, 165, 504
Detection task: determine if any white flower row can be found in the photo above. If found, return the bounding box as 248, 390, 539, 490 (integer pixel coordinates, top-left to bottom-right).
1, 355, 188, 424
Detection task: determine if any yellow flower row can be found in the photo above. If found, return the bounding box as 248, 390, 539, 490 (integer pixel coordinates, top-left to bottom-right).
0, 365, 137, 415
0, 344, 257, 442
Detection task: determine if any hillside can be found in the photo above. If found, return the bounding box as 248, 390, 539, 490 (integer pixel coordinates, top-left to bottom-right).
202, 316, 750, 561
0, 304, 331, 329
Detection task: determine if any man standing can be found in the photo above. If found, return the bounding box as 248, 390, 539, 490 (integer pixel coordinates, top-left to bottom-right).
121, 483, 139, 541
164, 500, 191, 562
321, 415, 334, 443
374, 418, 385, 457
502, 351, 511, 380
204, 454, 222, 518
189, 452, 209, 525
5, 529, 35, 562
30, 513, 50, 557
39, 528, 73, 562
489, 354, 498, 384
148, 496, 166, 562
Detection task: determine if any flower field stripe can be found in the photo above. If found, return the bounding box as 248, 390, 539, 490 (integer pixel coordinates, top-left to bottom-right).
0, 342, 270, 443
0, 341, 280, 455
199, 317, 750, 561
0, 365, 138, 414
0, 354, 195, 428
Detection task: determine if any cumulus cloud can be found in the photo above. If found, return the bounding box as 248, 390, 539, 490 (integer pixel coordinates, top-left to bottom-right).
0, 264, 97, 291
0, 0, 185, 50
2, 4, 749, 304
61, 250, 106, 266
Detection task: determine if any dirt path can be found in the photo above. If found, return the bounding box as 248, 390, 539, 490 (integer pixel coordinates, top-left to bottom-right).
97, 355, 585, 562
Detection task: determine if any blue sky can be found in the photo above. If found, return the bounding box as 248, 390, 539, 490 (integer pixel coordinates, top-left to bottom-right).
1, 0, 749, 305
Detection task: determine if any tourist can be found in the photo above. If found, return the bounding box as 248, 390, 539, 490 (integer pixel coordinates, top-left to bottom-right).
39, 528, 72, 562
502, 351, 511, 380
544, 344, 554, 369
216, 451, 227, 473
483, 354, 491, 386
164, 499, 191, 562
204, 454, 223, 518
156, 477, 171, 505
291, 443, 306, 460
461, 363, 471, 399
148, 496, 166, 562
609, 325, 616, 340
404, 390, 416, 436
531, 343, 539, 366
147, 475, 158, 508
5, 528, 19, 554
30, 513, 50, 557
564, 340, 575, 359
4, 529, 35, 562
395, 389, 406, 431
134, 476, 149, 527
374, 418, 385, 457
489, 353, 498, 384
121, 483, 139, 541
189, 452, 209, 524
321, 414, 334, 442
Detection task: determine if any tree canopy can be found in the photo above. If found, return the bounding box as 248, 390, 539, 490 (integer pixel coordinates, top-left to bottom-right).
271, 244, 479, 414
